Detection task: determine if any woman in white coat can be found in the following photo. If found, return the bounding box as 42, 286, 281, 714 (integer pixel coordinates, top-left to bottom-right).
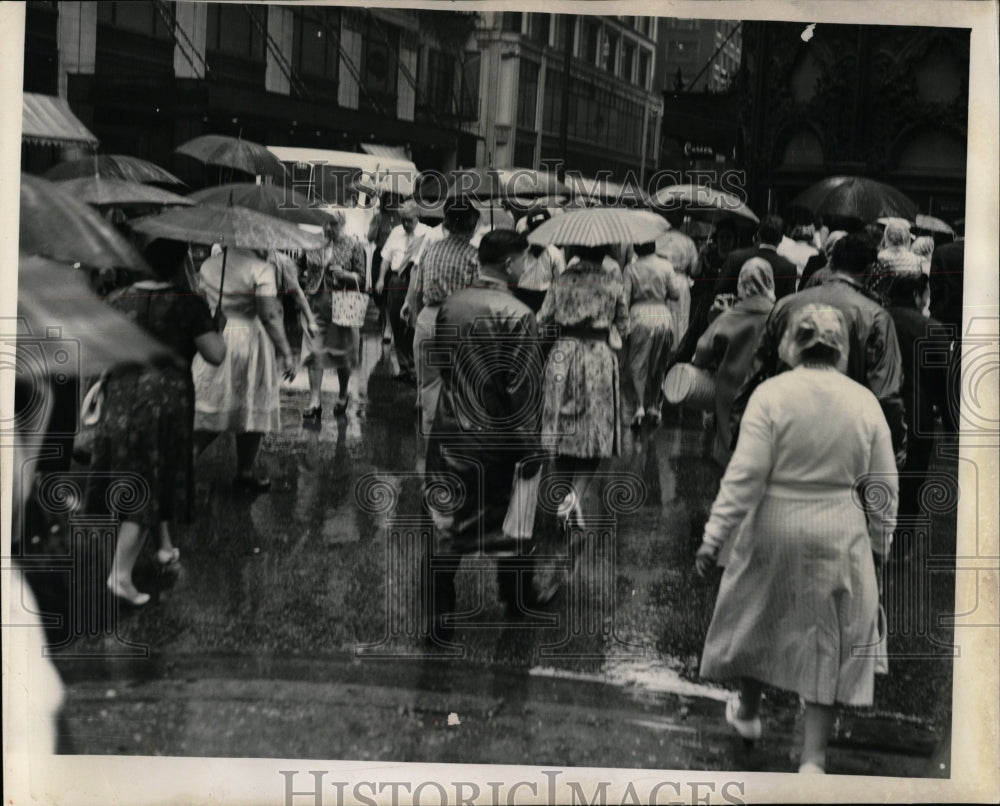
695, 304, 898, 773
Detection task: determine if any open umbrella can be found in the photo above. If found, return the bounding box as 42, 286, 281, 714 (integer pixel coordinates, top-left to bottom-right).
17, 254, 177, 376
914, 214, 955, 237
443, 167, 570, 201
128, 203, 324, 251
54, 176, 194, 208
44, 154, 185, 186
566, 174, 649, 207
129, 203, 325, 320
526, 208, 668, 247
789, 176, 918, 223
349, 171, 417, 198
19, 174, 151, 272
176, 135, 285, 179
416, 197, 516, 230
650, 184, 759, 224
188, 183, 333, 227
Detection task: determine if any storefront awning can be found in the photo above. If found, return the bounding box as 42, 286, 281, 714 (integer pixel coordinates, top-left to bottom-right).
360, 143, 409, 161
22, 93, 98, 148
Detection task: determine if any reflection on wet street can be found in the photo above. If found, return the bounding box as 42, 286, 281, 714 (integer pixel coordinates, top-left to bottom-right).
44, 331, 954, 775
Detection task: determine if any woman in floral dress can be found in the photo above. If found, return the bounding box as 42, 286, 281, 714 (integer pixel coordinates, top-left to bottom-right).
300, 211, 367, 417
538, 245, 629, 526
86, 239, 226, 605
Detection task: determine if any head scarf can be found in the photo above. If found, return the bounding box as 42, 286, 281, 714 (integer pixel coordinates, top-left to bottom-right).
881, 219, 912, 250
823, 230, 847, 261
737, 257, 775, 302
777, 303, 849, 371
911, 235, 935, 259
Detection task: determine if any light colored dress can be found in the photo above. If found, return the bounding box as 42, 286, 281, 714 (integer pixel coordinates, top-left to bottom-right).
655, 229, 697, 341
193, 248, 280, 433
621, 254, 681, 414
300, 235, 366, 370
699, 366, 897, 706
538, 256, 629, 458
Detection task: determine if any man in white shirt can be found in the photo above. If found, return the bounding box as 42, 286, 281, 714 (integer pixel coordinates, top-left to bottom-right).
777, 223, 820, 291
377, 200, 430, 381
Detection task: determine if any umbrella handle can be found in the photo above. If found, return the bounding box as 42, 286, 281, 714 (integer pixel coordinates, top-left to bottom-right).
214, 246, 228, 324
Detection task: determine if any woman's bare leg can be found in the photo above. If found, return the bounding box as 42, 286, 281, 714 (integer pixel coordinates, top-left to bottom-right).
308, 367, 323, 410
801, 701, 837, 771
107, 520, 149, 604
235, 432, 265, 478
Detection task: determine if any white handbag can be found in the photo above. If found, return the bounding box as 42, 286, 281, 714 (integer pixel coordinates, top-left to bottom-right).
330, 275, 368, 328
502, 462, 542, 542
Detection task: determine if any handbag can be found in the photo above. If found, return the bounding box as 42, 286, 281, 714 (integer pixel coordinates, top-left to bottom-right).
502, 461, 542, 542
663, 363, 716, 410
330, 274, 369, 328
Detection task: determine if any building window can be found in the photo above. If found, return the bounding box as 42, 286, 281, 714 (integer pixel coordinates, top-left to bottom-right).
516, 61, 540, 129
502, 12, 523, 33
638, 50, 650, 90
361, 18, 399, 105
542, 68, 563, 134
668, 40, 699, 64
97, 1, 173, 39
621, 41, 635, 82
423, 48, 456, 115
530, 14, 550, 46
582, 18, 600, 64
459, 52, 481, 120
292, 7, 339, 80
554, 16, 573, 50
604, 31, 618, 74
206, 3, 265, 60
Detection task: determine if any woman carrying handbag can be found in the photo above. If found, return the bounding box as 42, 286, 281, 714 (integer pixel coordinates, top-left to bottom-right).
300, 212, 367, 418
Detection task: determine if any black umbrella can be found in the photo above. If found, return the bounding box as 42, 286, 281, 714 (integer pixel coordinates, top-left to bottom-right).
19, 174, 152, 273
789, 176, 919, 223
43, 154, 185, 187
188, 183, 333, 227
176, 135, 285, 179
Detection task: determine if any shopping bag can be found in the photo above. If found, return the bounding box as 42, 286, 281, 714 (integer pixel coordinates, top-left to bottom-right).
502, 461, 541, 542
663, 363, 716, 410
330, 275, 369, 327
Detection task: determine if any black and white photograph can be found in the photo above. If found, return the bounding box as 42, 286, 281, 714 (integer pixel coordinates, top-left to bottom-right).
2, 1, 998, 804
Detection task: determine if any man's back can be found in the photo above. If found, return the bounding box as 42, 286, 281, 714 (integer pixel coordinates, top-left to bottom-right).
929, 240, 964, 330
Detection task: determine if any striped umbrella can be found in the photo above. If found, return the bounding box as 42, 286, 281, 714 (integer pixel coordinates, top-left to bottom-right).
650, 184, 759, 224
44, 154, 185, 186
55, 176, 194, 208
526, 208, 669, 247
188, 183, 333, 227
914, 214, 955, 237
19, 174, 152, 272
128, 203, 325, 251
17, 254, 177, 376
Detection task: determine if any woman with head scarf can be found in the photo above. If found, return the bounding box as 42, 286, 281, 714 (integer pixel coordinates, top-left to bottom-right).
910, 235, 935, 275
799, 229, 847, 290
694, 304, 898, 774
299, 210, 367, 417
692, 258, 776, 466
871, 219, 923, 302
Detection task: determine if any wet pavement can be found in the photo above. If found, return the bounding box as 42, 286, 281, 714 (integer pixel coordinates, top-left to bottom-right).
31, 329, 956, 776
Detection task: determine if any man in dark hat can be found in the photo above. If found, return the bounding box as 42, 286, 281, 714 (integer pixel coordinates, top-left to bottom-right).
716, 215, 799, 301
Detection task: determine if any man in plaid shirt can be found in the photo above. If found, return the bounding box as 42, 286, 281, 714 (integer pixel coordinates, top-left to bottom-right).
402, 196, 480, 436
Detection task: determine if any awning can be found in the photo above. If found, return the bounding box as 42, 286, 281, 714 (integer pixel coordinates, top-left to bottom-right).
22, 93, 98, 148
360, 143, 409, 161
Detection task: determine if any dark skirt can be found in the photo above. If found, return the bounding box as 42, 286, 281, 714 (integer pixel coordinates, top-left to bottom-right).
84, 366, 195, 529
302, 288, 360, 370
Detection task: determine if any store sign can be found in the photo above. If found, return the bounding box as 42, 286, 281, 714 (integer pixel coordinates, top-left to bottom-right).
684, 141, 715, 158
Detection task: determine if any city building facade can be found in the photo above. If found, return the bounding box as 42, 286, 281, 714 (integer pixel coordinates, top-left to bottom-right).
654, 18, 741, 94
22, 1, 481, 179
467, 12, 663, 181
736, 21, 969, 224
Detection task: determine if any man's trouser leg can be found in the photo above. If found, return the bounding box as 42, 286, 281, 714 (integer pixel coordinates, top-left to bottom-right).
387, 271, 415, 377
414, 304, 442, 436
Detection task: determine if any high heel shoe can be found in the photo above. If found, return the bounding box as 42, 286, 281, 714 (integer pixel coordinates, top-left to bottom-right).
333, 394, 350, 416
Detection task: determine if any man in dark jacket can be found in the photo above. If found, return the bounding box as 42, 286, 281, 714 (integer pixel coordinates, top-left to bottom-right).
731, 233, 908, 467
928, 238, 964, 433
715, 215, 799, 301
885, 273, 951, 534
424, 230, 545, 642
